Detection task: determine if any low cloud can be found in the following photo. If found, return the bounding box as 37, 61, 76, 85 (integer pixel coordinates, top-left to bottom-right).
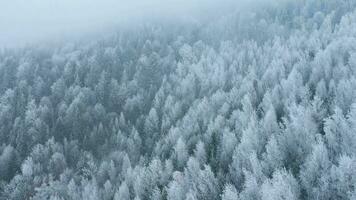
0, 0, 263, 47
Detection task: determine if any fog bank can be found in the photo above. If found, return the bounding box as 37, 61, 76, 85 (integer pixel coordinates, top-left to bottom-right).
0, 0, 247, 48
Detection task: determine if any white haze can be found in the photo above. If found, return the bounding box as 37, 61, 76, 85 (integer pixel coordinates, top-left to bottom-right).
0, 0, 254, 48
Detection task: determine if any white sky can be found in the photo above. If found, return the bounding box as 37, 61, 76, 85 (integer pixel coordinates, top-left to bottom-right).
0, 0, 252, 48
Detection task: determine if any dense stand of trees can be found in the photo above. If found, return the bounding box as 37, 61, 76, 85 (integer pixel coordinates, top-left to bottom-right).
1, 0, 356, 199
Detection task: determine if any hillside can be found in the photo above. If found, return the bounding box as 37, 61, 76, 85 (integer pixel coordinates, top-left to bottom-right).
1, 1, 356, 199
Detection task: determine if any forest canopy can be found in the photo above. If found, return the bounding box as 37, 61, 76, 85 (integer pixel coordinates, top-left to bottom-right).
1, 0, 356, 199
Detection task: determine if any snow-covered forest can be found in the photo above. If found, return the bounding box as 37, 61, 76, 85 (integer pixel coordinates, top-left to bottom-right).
1, 0, 356, 199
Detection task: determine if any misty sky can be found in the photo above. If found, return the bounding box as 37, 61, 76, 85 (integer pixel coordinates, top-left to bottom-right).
0, 0, 248, 48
